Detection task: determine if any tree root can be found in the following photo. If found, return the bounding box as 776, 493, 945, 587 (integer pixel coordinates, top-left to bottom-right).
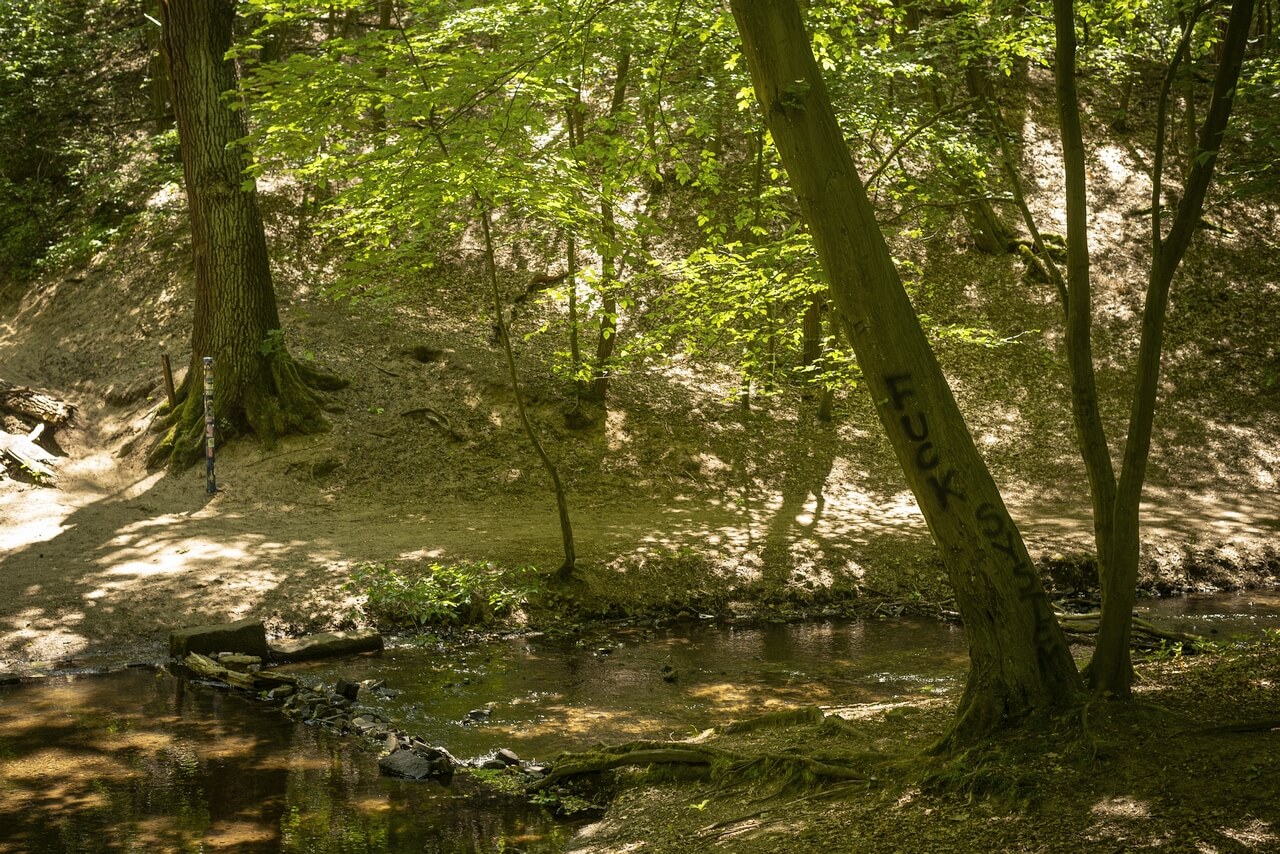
147, 353, 346, 469
1055, 611, 1206, 647
527, 737, 870, 792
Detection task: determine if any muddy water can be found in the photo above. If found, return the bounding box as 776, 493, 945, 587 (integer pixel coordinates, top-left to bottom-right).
0, 668, 576, 853
290, 617, 970, 760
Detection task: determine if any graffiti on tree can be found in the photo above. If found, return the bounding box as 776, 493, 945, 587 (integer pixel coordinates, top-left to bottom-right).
882, 372, 1062, 656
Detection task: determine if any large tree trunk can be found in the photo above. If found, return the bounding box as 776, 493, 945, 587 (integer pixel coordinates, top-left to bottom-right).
730, 0, 1081, 746
157, 0, 338, 466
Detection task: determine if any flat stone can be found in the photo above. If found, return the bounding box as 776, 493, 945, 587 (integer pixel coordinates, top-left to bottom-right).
496, 748, 520, 766
169, 619, 268, 660
268, 630, 383, 663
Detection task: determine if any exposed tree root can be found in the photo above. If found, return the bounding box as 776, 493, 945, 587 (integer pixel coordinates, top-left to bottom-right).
528, 737, 871, 793
1056, 611, 1206, 647
147, 353, 347, 469
1196, 719, 1280, 734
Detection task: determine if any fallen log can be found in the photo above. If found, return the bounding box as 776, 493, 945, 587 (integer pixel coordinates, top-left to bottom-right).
0, 425, 57, 482
0, 379, 75, 426
527, 738, 868, 792
182, 652, 299, 692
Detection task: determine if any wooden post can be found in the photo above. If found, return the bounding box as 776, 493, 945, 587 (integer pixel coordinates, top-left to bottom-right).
203, 356, 216, 494
161, 354, 177, 411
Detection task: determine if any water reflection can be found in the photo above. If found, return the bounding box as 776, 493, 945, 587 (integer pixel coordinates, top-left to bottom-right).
1136, 590, 1280, 638
0, 669, 575, 853
291, 618, 971, 760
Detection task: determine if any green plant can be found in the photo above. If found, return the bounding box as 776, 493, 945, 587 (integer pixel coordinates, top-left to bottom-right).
344, 560, 538, 629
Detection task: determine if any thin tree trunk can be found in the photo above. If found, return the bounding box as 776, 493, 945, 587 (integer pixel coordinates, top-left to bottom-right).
144, 0, 170, 130
1051, 0, 1120, 652
588, 49, 631, 403
565, 99, 584, 381
1089, 0, 1256, 695
478, 209, 577, 577
731, 0, 1081, 745
370, 0, 393, 133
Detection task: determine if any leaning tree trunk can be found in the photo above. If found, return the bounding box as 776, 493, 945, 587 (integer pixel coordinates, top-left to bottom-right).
157, 0, 339, 466
731, 0, 1081, 746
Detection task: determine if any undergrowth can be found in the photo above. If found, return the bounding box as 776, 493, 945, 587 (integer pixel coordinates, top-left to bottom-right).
344, 560, 539, 629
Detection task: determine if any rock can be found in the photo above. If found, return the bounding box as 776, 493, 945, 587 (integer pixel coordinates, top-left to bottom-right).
496, 748, 520, 766
268, 630, 383, 663
466, 707, 492, 722
379, 749, 453, 781
335, 678, 360, 700
360, 678, 386, 692
266, 684, 295, 700
660, 663, 678, 683
522, 762, 550, 778
385, 733, 399, 753
169, 618, 268, 659
0, 673, 19, 686
481, 759, 508, 770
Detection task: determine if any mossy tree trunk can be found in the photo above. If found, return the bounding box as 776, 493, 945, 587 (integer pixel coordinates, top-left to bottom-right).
158, 0, 338, 466
731, 0, 1082, 746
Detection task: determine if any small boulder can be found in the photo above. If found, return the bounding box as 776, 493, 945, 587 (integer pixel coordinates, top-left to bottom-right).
379, 749, 453, 781
335, 678, 360, 700
169, 618, 268, 659
495, 748, 520, 766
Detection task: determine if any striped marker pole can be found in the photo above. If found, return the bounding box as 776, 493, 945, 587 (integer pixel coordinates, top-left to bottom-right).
203, 356, 216, 494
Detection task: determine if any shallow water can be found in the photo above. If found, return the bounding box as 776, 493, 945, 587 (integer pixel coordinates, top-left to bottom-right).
1135, 590, 1280, 639
0, 669, 576, 853
1, 594, 1274, 852
289, 617, 970, 760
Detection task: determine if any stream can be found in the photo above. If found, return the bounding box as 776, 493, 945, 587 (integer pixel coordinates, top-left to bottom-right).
2, 592, 1277, 852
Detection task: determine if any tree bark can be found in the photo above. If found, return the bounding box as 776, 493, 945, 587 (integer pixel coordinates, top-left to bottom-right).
587, 49, 631, 403
1089, 0, 1256, 695
158, 0, 339, 466
731, 0, 1081, 745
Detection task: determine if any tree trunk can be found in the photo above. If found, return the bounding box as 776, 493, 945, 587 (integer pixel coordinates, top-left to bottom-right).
800, 293, 822, 370
1087, 0, 1256, 695
961, 63, 1018, 253
158, 0, 337, 466
730, 0, 1081, 745
587, 50, 631, 404
1051, 0, 1120, 672
144, 0, 171, 130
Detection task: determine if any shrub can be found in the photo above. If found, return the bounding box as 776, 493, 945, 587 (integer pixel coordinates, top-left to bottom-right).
344, 560, 538, 629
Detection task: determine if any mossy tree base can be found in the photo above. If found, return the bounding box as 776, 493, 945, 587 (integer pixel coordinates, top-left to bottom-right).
148, 351, 345, 469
